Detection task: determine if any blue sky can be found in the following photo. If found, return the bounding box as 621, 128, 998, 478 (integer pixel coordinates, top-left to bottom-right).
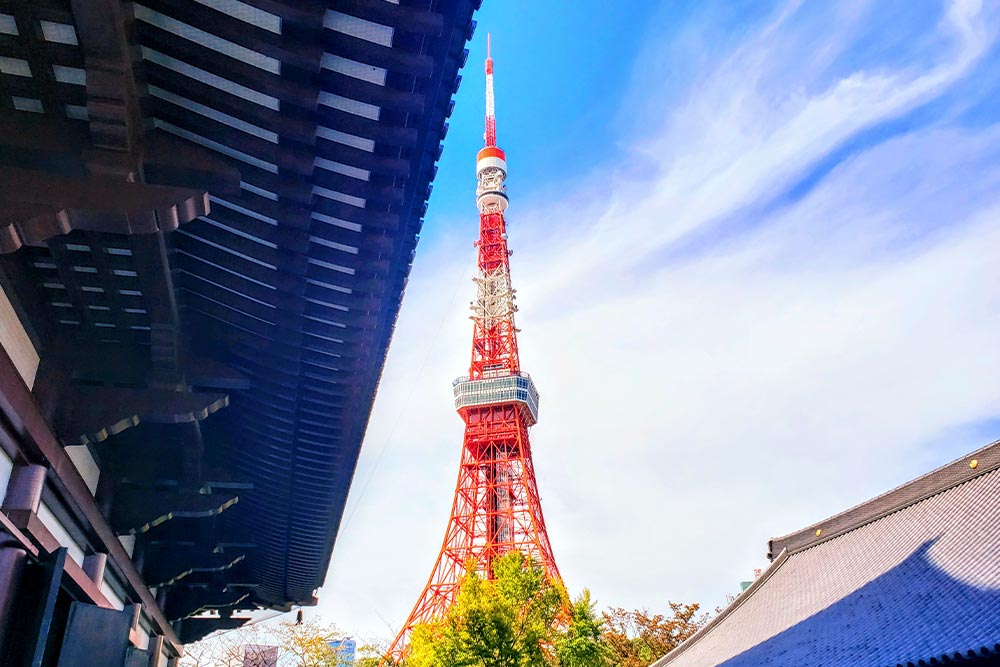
427, 1, 663, 224
311, 0, 1000, 644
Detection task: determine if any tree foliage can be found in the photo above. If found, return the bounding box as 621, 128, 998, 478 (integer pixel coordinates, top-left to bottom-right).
274, 619, 344, 667
600, 602, 708, 667
405, 553, 607, 667
176, 566, 708, 667
178, 617, 348, 667
552, 592, 609, 667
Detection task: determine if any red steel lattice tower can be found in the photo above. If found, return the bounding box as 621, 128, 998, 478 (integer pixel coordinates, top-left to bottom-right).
386, 37, 561, 659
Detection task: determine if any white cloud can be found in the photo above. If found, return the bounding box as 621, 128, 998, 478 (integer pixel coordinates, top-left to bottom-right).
314, 0, 1000, 638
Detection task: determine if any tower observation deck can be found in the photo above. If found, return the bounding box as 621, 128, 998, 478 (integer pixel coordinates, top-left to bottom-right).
385, 36, 561, 661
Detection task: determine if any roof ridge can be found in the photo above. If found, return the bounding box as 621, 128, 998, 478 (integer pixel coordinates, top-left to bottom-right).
768, 437, 1000, 559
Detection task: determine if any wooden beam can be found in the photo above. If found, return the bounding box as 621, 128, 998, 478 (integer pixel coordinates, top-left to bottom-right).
118, 464, 253, 494
33, 341, 244, 389
185, 357, 251, 390
152, 100, 314, 176
163, 587, 251, 621
174, 615, 251, 644
128, 233, 182, 381
0, 167, 209, 253
142, 547, 245, 588
55, 385, 229, 446
0, 115, 240, 195
66, 0, 146, 168
111, 487, 239, 535
0, 112, 90, 156
141, 131, 242, 196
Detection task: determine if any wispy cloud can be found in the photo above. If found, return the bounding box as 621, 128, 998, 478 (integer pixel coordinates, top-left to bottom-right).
318, 0, 1000, 636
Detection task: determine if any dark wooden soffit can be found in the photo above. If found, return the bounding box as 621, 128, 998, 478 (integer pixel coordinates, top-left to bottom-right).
0, 167, 209, 253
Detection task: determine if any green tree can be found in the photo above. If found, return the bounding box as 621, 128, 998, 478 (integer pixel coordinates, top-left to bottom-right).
552, 591, 609, 667
406, 553, 607, 667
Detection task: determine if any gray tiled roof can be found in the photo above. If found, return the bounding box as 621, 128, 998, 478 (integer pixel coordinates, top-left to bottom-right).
654, 441, 1000, 667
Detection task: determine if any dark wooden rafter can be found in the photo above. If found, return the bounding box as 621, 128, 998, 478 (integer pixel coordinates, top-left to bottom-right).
337, 0, 445, 36
151, 99, 314, 176
6, 4, 60, 115
141, 62, 318, 143
137, 0, 322, 71
80, 232, 134, 334
230, 0, 325, 26
323, 31, 434, 77
319, 69, 426, 113
40, 239, 103, 333
136, 23, 316, 109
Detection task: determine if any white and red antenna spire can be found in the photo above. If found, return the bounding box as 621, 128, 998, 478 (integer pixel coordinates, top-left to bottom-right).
484, 33, 496, 147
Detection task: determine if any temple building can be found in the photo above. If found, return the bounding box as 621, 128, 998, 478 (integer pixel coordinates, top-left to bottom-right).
0, 0, 479, 664
653, 439, 1000, 667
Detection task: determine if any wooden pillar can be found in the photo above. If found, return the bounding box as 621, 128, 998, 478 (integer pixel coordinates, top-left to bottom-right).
147, 634, 165, 667
0, 464, 46, 657
0, 536, 28, 659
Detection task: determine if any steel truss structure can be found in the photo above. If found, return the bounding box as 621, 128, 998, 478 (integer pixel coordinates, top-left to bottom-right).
386, 38, 560, 660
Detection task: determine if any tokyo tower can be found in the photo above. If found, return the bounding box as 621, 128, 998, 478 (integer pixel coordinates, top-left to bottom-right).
386, 37, 561, 659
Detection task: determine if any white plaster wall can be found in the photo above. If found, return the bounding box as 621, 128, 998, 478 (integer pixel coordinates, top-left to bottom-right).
100, 577, 126, 611
37, 501, 86, 565
64, 444, 100, 495
0, 448, 12, 503
0, 286, 39, 388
